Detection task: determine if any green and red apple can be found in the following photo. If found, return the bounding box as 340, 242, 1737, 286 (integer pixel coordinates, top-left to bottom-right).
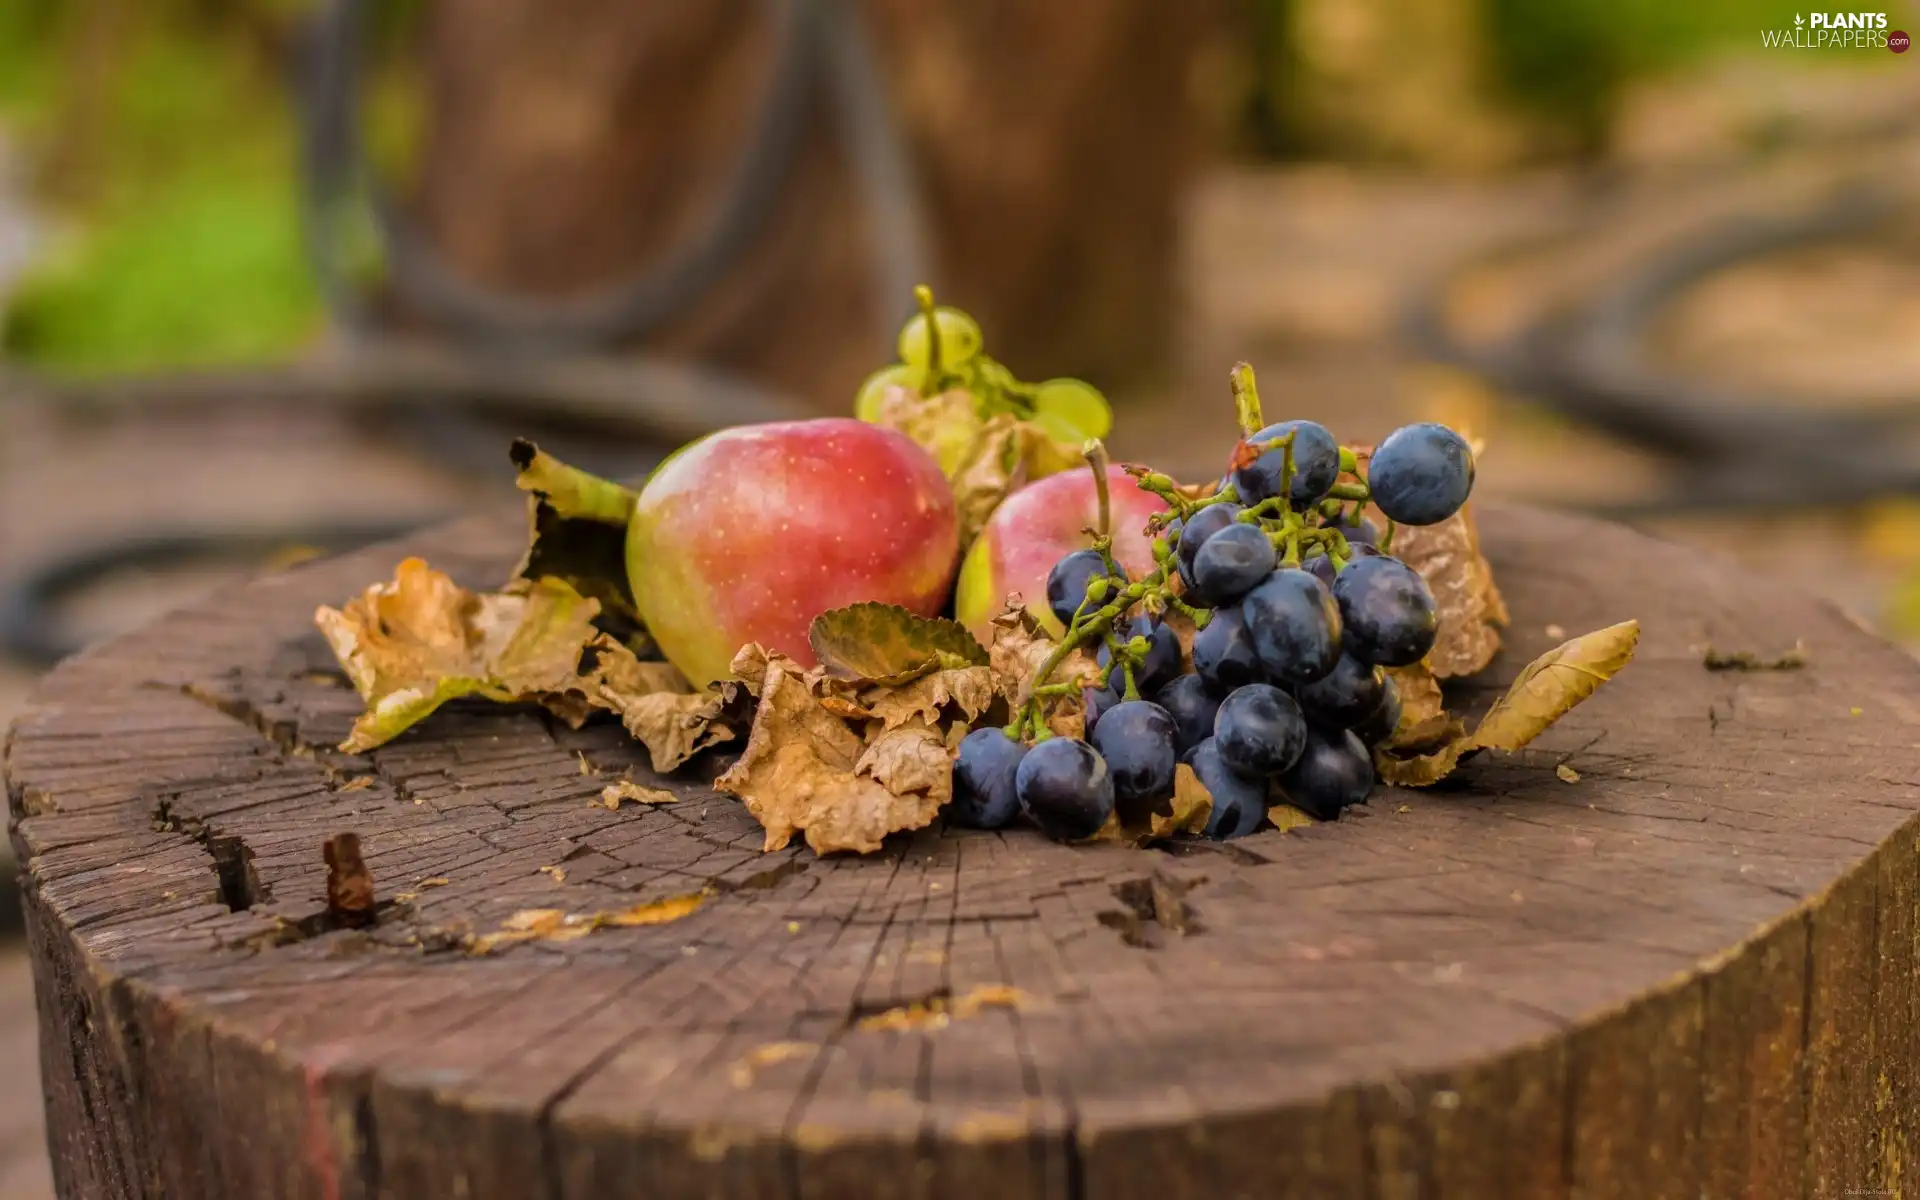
628, 418, 960, 685
954, 466, 1168, 642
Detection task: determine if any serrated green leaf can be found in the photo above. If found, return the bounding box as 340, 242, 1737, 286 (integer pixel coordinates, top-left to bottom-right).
808, 602, 990, 685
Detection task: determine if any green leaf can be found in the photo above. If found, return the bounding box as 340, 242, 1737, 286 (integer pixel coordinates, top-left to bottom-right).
510, 439, 638, 525
808, 602, 990, 685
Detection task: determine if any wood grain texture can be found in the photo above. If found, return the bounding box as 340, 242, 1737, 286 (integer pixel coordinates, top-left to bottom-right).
7, 504, 1920, 1199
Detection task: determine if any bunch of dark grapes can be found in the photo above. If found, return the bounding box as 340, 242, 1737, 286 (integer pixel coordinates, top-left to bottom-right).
953, 365, 1476, 843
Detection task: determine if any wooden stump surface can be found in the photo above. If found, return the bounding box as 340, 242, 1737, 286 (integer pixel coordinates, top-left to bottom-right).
7, 504, 1920, 1200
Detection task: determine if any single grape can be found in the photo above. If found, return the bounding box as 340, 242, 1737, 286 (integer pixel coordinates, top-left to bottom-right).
1213, 683, 1308, 778
1080, 681, 1123, 740
951, 728, 1027, 829
1231, 420, 1341, 510
1241, 568, 1342, 686
1321, 510, 1379, 546
1154, 673, 1221, 756
1294, 652, 1386, 729
1367, 423, 1475, 526
1331, 555, 1438, 667
1091, 700, 1178, 810
898, 306, 984, 371
1175, 502, 1242, 581
1352, 676, 1403, 747
1191, 522, 1276, 603
1307, 540, 1381, 586
1185, 738, 1268, 840
1015, 737, 1115, 841
1275, 726, 1374, 820
853, 363, 923, 422
1192, 604, 1262, 694
1097, 614, 1181, 696
1046, 549, 1126, 629
1031, 378, 1113, 440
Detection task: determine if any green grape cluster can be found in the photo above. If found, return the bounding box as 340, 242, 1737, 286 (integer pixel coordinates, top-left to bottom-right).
853, 286, 1113, 449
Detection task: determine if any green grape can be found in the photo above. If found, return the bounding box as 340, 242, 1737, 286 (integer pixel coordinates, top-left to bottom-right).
897, 306, 984, 372
1030, 407, 1088, 448
1031, 378, 1112, 440
854, 363, 923, 422
968, 356, 1024, 415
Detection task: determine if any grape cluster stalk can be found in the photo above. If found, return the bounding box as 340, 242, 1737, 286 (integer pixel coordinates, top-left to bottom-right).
950, 363, 1478, 842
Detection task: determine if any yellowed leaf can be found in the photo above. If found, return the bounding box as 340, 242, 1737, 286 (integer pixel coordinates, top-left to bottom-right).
1153, 764, 1215, 839
1386, 662, 1445, 733
1471, 621, 1640, 752
1374, 621, 1639, 786
986, 603, 1099, 710
1556, 763, 1581, 784
615, 688, 747, 774
730, 1042, 816, 1089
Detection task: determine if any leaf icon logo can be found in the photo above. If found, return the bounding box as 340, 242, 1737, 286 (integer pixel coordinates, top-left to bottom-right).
1794, 12, 1805, 25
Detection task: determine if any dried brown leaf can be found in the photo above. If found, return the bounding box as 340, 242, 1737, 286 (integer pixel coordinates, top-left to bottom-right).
616, 688, 747, 774
861, 666, 996, 731
1267, 804, 1317, 831
808, 602, 989, 685
854, 985, 1028, 1032
1555, 763, 1581, 784
714, 661, 948, 855
986, 603, 1100, 709
1386, 663, 1445, 734
1702, 641, 1807, 671
1153, 764, 1215, 839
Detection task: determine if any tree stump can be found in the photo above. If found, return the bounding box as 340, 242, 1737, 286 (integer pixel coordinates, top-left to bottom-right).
8, 504, 1920, 1200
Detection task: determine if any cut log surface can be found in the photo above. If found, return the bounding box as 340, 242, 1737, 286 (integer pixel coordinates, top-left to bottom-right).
7, 504, 1920, 1200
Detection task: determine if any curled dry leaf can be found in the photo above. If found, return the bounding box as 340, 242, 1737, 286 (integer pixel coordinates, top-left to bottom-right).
987, 603, 1100, 709
808, 602, 990, 685
714, 659, 953, 855
861, 666, 996, 731
318, 561, 613, 753
1266, 804, 1316, 832
1349, 445, 1505, 678
1087, 763, 1213, 845
466, 889, 709, 954
317, 558, 744, 766
1375, 621, 1640, 787
509, 440, 642, 628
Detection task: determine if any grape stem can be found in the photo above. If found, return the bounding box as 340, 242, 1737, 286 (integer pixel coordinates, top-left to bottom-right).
1010, 363, 1383, 742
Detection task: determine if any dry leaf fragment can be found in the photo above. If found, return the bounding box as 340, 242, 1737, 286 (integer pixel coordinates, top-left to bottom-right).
808, 603, 989, 684
1375, 621, 1640, 786
1386, 663, 1445, 734
601, 780, 680, 809
714, 660, 949, 854
1556, 763, 1581, 784
615, 688, 747, 774
1702, 641, 1807, 672
538, 865, 566, 883
418, 877, 450, 888
855, 985, 1028, 1032
860, 666, 996, 731
730, 1042, 815, 1089
466, 890, 708, 954
986, 603, 1100, 710
1267, 804, 1317, 832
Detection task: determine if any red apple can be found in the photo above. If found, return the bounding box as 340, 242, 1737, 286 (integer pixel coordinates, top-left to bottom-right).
954, 466, 1168, 641
628, 419, 959, 685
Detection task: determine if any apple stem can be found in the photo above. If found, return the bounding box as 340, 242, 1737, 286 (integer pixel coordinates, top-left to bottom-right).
914, 284, 945, 388
1084, 439, 1112, 542
1230, 362, 1264, 437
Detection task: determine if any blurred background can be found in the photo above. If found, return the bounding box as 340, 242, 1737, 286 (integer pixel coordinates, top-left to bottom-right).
0, 0, 1917, 1190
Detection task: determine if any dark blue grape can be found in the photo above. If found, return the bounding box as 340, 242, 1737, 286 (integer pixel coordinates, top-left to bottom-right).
1213, 683, 1307, 778
951, 728, 1027, 829
1352, 676, 1403, 747
1175, 503, 1242, 585
1232, 420, 1341, 510
1192, 605, 1261, 694
1294, 653, 1386, 729
1083, 681, 1122, 734
1154, 673, 1221, 756
1096, 615, 1181, 696
1241, 568, 1342, 686
1091, 700, 1177, 811
1322, 511, 1379, 546
1191, 522, 1275, 603
1367, 423, 1474, 526
1331, 555, 1437, 667
1186, 738, 1268, 839
1015, 738, 1115, 841
1046, 549, 1125, 628
1276, 726, 1374, 820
